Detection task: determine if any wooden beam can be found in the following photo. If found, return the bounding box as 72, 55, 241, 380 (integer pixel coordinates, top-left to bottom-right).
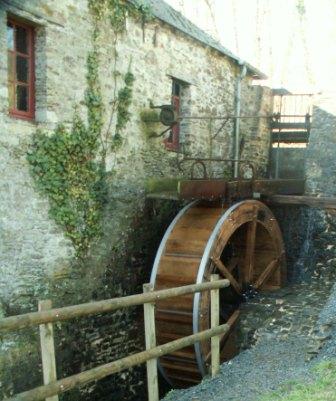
147, 178, 305, 201
226, 179, 305, 201
212, 258, 242, 294
253, 258, 278, 290
0, 280, 230, 333
38, 300, 59, 401
244, 208, 257, 283
220, 310, 240, 359
210, 275, 220, 377
205, 309, 240, 362
266, 195, 336, 209
226, 257, 239, 273
253, 179, 305, 196
6, 323, 230, 401
143, 284, 159, 401
179, 179, 227, 200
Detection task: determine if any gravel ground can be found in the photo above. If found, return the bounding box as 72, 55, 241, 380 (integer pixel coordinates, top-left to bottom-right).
164, 338, 313, 401
316, 283, 336, 361
163, 278, 336, 401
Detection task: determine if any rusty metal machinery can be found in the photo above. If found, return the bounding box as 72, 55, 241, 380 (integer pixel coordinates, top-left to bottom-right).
150, 200, 286, 387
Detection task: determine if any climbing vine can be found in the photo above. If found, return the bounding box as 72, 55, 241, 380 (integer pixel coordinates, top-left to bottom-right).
27, 1, 152, 258
88, 0, 152, 32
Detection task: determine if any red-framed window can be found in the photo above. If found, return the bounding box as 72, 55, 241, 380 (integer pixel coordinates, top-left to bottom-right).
7, 18, 35, 120
164, 79, 181, 151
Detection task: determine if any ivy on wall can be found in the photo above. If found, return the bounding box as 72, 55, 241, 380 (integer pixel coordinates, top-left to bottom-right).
27, 1, 152, 258
88, 0, 152, 32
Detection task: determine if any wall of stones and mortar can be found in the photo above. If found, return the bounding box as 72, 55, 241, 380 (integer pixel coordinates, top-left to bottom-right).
0, 1, 272, 399
269, 147, 306, 179
303, 93, 336, 276
272, 93, 336, 283
240, 83, 272, 178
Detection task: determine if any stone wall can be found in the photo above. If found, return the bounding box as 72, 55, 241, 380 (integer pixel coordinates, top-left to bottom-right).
240, 83, 273, 177
272, 93, 336, 283
0, 1, 272, 399
303, 93, 336, 275
269, 147, 306, 179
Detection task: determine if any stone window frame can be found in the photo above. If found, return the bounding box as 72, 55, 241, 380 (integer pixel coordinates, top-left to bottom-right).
7, 17, 35, 121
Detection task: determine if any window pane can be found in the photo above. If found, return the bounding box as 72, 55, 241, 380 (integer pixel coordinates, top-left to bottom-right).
16, 26, 28, 54
7, 23, 14, 50
8, 83, 15, 109
16, 85, 28, 111
8, 51, 15, 81
16, 56, 29, 83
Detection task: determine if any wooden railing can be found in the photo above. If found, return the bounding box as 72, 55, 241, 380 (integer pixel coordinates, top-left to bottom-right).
0, 276, 230, 401
273, 93, 313, 124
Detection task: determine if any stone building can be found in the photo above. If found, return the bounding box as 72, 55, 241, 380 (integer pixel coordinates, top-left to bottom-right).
0, 0, 272, 400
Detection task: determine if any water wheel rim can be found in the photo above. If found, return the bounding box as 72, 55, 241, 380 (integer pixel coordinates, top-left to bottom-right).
151, 199, 285, 386
193, 200, 246, 376
150, 200, 198, 385
193, 200, 285, 376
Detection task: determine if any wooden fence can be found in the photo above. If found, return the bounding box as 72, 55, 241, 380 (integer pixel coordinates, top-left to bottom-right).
0, 276, 230, 401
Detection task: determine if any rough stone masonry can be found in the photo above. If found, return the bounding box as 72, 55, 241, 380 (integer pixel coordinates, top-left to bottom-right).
0, 0, 272, 400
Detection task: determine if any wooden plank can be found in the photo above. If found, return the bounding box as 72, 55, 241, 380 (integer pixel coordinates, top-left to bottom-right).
267, 195, 336, 209
244, 206, 257, 283
38, 300, 58, 401
210, 275, 220, 377
0, 280, 230, 332
226, 257, 239, 273
148, 178, 305, 201
205, 310, 240, 362
165, 238, 207, 256
6, 323, 230, 401
143, 284, 159, 401
253, 258, 278, 290
272, 122, 307, 129
178, 179, 227, 200
271, 131, 309, 143
212, 258, 241, 294
253, 179, 305, 195
226, 180, 253, 200
226, 179, 305, 200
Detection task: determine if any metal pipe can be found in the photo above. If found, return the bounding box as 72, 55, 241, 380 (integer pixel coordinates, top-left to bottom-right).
234, 63, 247, 178
179, 114, 308, 120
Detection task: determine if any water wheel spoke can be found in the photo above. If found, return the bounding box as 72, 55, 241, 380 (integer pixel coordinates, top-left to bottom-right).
212, 257, 242, 294
205, 310, 240, 362
253, 258, 278, 290
244, 208, 258, 284
226, 257, 239, 273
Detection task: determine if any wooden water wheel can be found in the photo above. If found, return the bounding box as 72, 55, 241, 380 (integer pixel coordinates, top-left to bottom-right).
150, 200, 286, 387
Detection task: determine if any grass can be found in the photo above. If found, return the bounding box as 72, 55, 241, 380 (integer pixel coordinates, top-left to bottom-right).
259, 361, 336, 401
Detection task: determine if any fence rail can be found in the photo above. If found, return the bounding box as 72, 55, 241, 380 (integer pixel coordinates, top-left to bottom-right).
0, 277, 230, 401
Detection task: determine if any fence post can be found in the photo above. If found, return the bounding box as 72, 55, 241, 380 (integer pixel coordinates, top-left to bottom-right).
143, 283, 159, 401
38, 300, 59, 401
210, 274, 220, 377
